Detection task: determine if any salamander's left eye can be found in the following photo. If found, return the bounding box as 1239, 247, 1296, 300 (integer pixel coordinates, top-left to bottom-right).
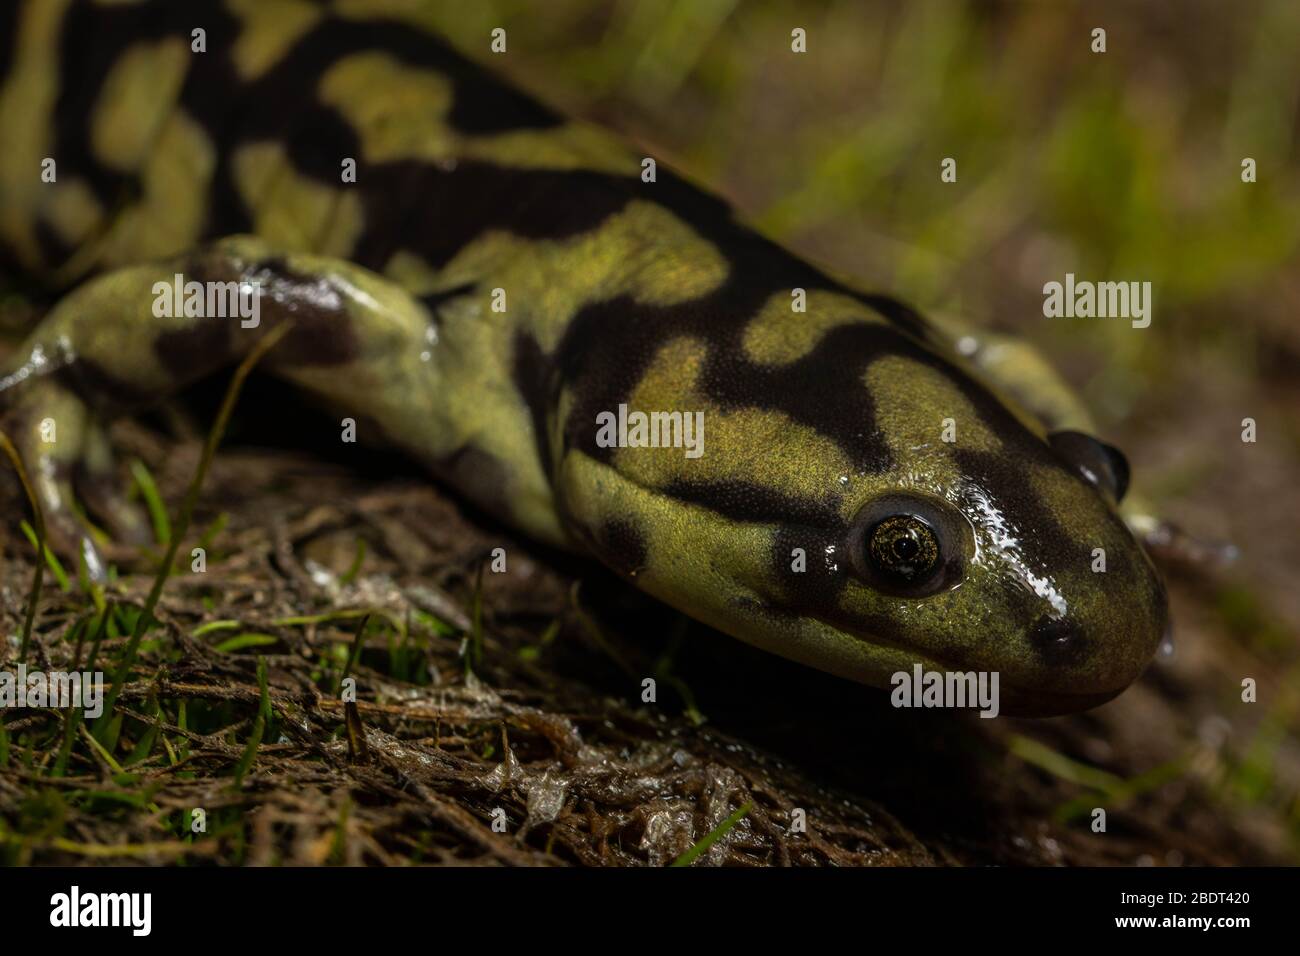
850, 494, 967, 597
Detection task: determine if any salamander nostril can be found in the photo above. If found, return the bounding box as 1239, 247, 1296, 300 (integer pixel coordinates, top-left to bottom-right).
1028, 616, 1088, 665
1031, 617, 1073, 646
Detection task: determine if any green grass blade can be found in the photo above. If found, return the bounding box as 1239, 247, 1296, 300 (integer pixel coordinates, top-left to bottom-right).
18, 521, 70, 592
670, 801, 752, 867
229, 716, 265, 789
212, 633, 279, 654
338, 537, 367, 585
129, 458, 172, 547
94, 322, 294, 742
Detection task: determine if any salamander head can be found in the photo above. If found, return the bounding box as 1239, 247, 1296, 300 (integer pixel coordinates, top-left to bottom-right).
559, 315, 1167, 717
805, 427, 1168, 716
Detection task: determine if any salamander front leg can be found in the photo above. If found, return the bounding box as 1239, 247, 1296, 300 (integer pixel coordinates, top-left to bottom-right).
1, 377, 142, 574
2, 234, 450, 567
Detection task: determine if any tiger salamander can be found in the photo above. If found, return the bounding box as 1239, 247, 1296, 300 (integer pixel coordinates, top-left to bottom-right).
0, 0, 1168, 715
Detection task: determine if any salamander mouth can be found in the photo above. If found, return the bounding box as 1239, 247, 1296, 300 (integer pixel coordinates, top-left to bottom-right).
803, 612, 1138, 717
739, 598, 1141, 717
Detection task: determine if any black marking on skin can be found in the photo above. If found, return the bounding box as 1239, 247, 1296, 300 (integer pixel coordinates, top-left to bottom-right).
951, 443, 1136, 587
154, 317, 233, 378
149, 254, 360, 377
246, 259, 361, 366
31, 219, 76, 277
0, 240, 20, 284
555, 291, 939, 478
661, 479, 841, 528
445, 69, 563, 134
351, 163, 637, 274
952, 446, 1099, 576
594, 518, 647, 578
852, 293, 933, 344
769, 524, 849, 609
511, 331, 555, 482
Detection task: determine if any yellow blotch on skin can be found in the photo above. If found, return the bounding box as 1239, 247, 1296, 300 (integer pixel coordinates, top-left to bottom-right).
91, 39, 189, 171
0, 0, 73, 271
228, 0, 324, 81
742, 288, 887, 366
232, 142, 363, 258
864, 355, 1004, 465
431, 200, 728, 351
318, 51, 635, 174
43, 179, 104, 249
384, 250, 452, 297
459, 123, 639, 176
318, 52, 456, 165
558, 449, 776, 614
97, 111, 217, 267
1027, 460, 1121, 546
408, 290, 566, 546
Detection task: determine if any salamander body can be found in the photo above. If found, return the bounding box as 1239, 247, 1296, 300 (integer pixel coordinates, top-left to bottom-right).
0, 0, 1167, 715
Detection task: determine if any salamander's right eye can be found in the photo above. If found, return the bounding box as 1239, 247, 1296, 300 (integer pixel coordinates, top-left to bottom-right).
849, 494, 968, 598
865, 514, 941, 589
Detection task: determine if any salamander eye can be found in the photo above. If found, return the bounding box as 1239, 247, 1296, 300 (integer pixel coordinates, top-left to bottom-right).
1048, 430, 1130, 503
849, 494, 968, 597
866, 515, 940, 586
